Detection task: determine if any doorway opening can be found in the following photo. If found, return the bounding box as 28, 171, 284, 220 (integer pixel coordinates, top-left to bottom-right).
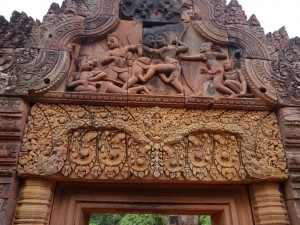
89, 214, 212, 225
49, 182, 253, 225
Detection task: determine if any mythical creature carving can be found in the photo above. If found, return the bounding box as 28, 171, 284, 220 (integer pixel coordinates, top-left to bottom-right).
18, 104, 287, 181
120, 0, 193, 23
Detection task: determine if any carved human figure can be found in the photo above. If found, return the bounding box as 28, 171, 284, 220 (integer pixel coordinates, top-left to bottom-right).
134, 33, 189, 95
67, 56, 108, 93
122, 33, 156, 91
67, 56, 151, 94
222, 59, 248, 97
180, 42, 229, 96
101, 33, 139, 84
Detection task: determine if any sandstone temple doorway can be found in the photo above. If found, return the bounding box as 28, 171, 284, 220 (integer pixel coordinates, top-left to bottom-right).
3, 0, 299, 224
48, 182, 253, 225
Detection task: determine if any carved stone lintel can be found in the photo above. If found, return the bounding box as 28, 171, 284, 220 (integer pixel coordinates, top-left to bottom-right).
18, 104, 287, 181
12, 179, 56, 225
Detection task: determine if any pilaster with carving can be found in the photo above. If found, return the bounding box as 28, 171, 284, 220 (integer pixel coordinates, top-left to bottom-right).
0, 98, 29, 225
278, 108, 300, 225
12, 179, 55, 225
250, 182, 290, 225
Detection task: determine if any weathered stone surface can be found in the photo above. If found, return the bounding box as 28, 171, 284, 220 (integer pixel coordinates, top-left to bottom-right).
278, 107, 300, 225
12, 179, 55, 225
0, 97, 29, 225
120, 0, 193, 23
0, 12, 35, 49
271, 37, 300, 106
250, 182, 290, 225
0, 0, 297, 110
0, 0, 299, 223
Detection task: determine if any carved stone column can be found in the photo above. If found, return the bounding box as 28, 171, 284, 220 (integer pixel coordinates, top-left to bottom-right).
0, 97, 29, 225
278, 108, 300, 225
13, 178, 56, 225
249, 182, 290, 225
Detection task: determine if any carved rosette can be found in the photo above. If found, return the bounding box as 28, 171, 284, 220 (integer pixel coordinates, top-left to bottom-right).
18, 104, 287, 181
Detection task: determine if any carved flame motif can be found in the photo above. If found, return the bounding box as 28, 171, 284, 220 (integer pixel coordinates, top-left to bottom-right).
18, 104, 288, 181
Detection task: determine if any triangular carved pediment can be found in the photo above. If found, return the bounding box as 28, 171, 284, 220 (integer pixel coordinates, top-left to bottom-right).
0, 0, 299, 108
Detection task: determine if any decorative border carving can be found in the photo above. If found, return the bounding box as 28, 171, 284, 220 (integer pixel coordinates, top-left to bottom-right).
227, 26, 270, 60
243, 59, 278, 106
0, 97, 28, 225
191, 20, 228, 45
32, 92, 271, 110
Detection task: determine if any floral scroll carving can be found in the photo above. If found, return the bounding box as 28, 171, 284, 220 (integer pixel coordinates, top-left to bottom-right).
18, 104, 287, 181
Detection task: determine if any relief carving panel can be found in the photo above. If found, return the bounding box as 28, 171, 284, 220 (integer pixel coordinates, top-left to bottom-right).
0, 0, 298, 109
18, 104, 287, 181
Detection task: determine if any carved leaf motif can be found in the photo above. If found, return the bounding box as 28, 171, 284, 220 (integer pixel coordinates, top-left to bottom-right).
91, 163, 101, 178
214, 134, 239, 180
188, 133, 213, 180
128, 141, 150, 178
62, 162, 72, 177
